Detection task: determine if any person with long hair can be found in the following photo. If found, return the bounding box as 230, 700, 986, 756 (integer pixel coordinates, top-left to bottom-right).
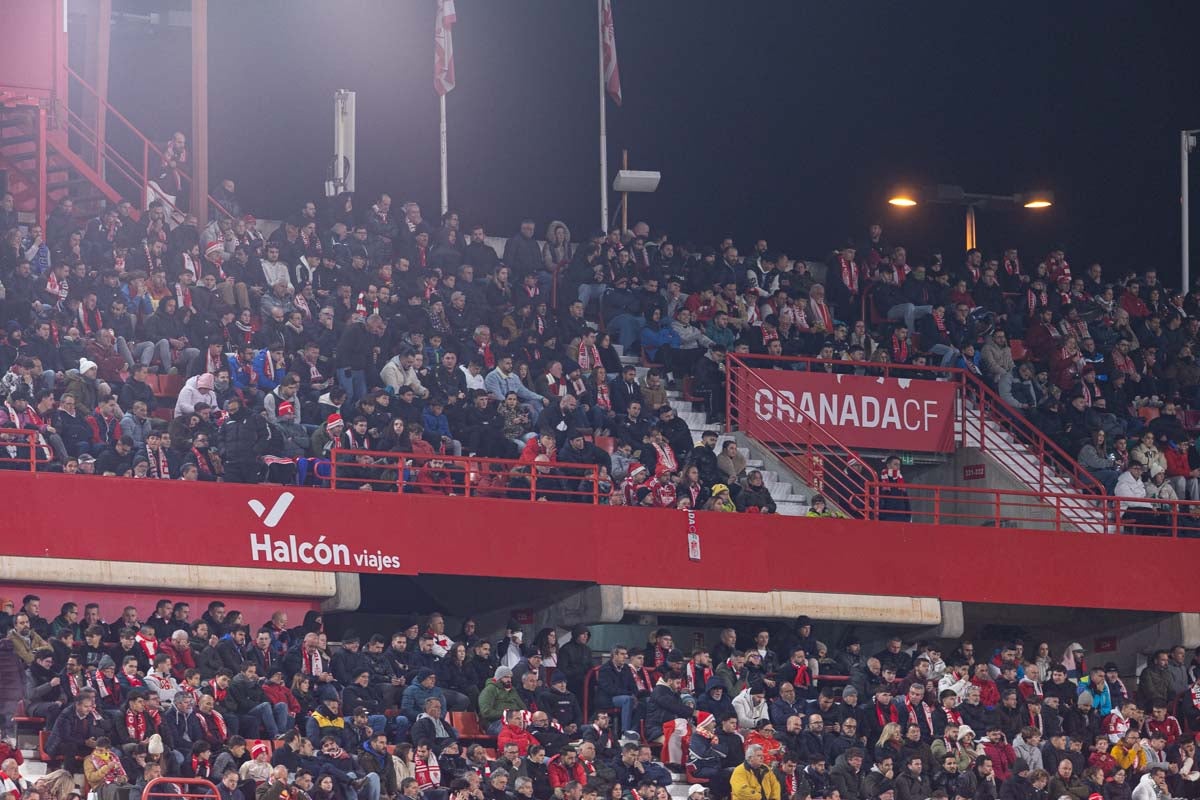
875, 722, 904, 763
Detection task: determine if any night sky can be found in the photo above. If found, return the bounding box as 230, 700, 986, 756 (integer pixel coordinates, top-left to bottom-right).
105, 1, 1200, 284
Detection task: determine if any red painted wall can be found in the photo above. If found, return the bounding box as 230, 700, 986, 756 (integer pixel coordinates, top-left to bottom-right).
0, 0, 60, 95
6, 471, 1200, 613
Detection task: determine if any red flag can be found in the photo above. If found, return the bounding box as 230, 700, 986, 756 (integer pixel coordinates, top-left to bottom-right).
600, 0, 621, 106
434, 0, 457, 96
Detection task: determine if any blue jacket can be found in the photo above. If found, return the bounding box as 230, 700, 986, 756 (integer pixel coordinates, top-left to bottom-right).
252, 350, 282, 391
401, 677, 449, 720
422, 409, 452, 439
640, 323, 681, 360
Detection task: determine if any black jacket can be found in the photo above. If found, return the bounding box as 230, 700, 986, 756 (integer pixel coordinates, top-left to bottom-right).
218, 407, 269, 465
645, 682, 694, 730
595, 662, 637, 709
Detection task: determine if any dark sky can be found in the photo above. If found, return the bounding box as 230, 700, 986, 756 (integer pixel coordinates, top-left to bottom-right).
106, 1, 1200, 284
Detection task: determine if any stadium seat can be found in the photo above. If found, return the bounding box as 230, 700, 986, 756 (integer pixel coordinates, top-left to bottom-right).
594, 436, 615, 454
1138, 406, 1160, 424
38, 730, 60, 764
451, 711, 492, 742
1010, 339, 1027, 361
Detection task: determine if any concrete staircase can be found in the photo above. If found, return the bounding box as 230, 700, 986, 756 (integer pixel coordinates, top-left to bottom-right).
612, 344, 810, 515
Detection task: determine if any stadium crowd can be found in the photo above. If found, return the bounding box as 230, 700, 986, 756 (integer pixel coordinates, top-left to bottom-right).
3, 599, 1200, 800
4, 180, 1200, 511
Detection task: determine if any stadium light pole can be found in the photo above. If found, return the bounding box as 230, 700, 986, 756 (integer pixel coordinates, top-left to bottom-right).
1184, 130, 1199, 292
888, 184, 1053, 251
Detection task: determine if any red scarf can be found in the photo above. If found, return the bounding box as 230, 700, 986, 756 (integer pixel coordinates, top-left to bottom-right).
839, 257, 859, 294
191, 756, 210, 777
907, 700, 934, 732
1027, 289, 1048, 316
92, 672, 121, 702
875, 701, 899, 726
784, 662, 812, 688
136, 633, 158, 659
811, 299, 833, 331
595, 383, 611, 410
196, 709, 228, 742
126, 709, 148, 741
415, 757, 441, 790
302, 648, 324, 676
543, 373, 567, 398
933, 313, 948, 334
652, 442, 677, 472
78, 305, 103, 335
891, 334, 909, 363
207, 679, 227, 703
192, 447, 215, 476
577, 341, 601, 370
1004, 258, 1020, 277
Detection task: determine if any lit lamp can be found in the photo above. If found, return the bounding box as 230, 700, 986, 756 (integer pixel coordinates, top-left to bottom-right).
887, 183, 1054, 249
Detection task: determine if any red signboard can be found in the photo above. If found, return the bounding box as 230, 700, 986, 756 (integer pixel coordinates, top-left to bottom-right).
740, 369, 958, 452
6, 471, 1200, 613
963, 464, 986, 481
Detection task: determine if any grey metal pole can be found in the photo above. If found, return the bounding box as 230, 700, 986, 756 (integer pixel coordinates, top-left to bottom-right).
1185, 131, 1194, 292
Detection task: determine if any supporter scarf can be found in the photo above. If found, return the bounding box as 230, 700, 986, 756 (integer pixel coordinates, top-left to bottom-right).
784, 662, 812, 688
967, 266, 981, 284
811, 298, 833, 331
147, 445, 170, 480
196, 710, 228, 742
1111, 350, 1135, 377
577, 341, 601, 370
477, 342, 496, 369
1003, 258, 1021, 277
66, 670, 86, 699
344, 429, 371, 451
942, 737, 960, 754
191, 756, 210, 777
652, 442, 677, 473
760, 326, 779, 346
123, 671, 144, 688
543, 373, 567, 398
235, 321, 255, 345
92, 672, 121, 702
303, 648, 324, 676
944, 707, 962, 727
181, 253, 199, 282
891, 334, 909, 364
192, 447, 218, 477
784, 772, 798, 799
1063, 320, 1089, 341
686, 661, 713, 693
126, 709, 148, 742
570, 377, 587, 397
415, 756, 441, 790
1027, 710, 1042, 733
175, 285, 192, 311
263, 354, 279, 385
206, 678, 227, 703
633, 667, 654, 694
933, 312, 948, 334
839, 257, 859, 294
595, 383, 611, 410
907, 700, 934, 732
875, 701, 899, 726
1026, 289, 1048, 317
46, 272, 68, 300
136, 632, 158, 659
78, 305, 103, 335
355, 292, 380, 317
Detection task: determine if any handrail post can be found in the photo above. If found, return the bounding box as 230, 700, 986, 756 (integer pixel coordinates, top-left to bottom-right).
593, 466, 600, 504
724, 357, 734, 434
142, 141, 149, 209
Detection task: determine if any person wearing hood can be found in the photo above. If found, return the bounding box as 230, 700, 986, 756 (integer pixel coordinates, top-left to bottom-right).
698, 679, 735, 720
543, 221, 572, 278
733, 682, 770, 733
401, 668, 449, 722
829, 747, 866, 800
479, 665, 527, 735
556, 625, 592, 699
216, 397, 268, 483
537, 673, 582, 732
305, 685, 351, 750
138, 296, 201, 373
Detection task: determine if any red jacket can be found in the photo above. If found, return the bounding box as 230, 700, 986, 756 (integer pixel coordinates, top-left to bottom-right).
547, 755, 587, 788
982, 739, 1016, 781
262, 682, 301, 716
160, 641, 197, 681
496, 722, 537, 756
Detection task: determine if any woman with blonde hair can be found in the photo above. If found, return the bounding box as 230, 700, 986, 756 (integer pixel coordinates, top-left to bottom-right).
875, 722, 904, 762
36, 770, 79, 800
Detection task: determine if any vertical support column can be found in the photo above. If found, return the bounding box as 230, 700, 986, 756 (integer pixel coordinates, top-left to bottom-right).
36, 108, 47, 234
94, 0, 111, 179
190, 0, 209, 225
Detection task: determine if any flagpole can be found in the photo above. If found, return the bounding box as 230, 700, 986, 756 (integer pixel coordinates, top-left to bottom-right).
440, 93, 449, 215
598, 0, 609, 232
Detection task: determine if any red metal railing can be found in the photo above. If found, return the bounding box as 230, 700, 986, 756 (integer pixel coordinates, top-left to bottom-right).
726, 354, 879, 517
143, 776, 221, 800
864, 480, 1200, 537
60, 66, 234, 221
0, 427, 51, 471
725, 353, 1102, 498
327, 448, 604, 503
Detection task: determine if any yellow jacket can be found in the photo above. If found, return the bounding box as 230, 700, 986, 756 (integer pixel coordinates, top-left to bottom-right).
1110, 743, 1147, 772
731, 762, 782, 800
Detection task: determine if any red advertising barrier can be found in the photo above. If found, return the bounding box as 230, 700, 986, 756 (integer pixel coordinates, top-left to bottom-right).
6, 471, 1200, 612
735, 369, 958, 452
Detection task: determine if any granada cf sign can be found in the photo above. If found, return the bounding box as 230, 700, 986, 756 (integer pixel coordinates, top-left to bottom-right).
740, 370, 958, 452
